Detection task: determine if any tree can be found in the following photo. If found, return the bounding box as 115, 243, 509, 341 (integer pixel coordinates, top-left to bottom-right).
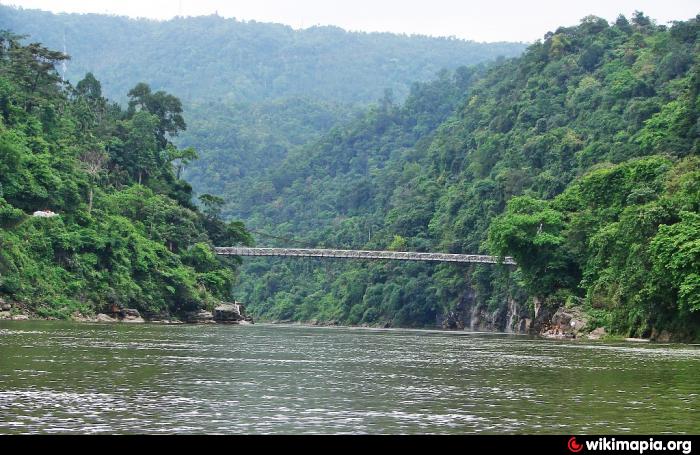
199, 194, 225, 220
488, 196, 576, 297
78, 149, 108, 213
167, 144, 198, 179
388, 235, 407, 251
75, 72, 102, 100
127, 82, 186, 149
0, 31, 68, 112
122, 111, 159, 184
631, 11, 652, 27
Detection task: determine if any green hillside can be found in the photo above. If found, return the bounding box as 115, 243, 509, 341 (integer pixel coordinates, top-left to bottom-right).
0, 6, 524, 103
0, 5, 526, 224
232, 13, 700, 340
0, 33, 251, 319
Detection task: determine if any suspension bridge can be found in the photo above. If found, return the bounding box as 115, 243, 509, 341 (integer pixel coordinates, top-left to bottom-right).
214, 247, 516, 265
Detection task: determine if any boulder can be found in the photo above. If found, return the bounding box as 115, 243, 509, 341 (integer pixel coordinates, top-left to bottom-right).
120, 308, 141, 318
653, 330, 672, 343
587, 327, 607, 340
0, 311, 11, 319
185, 310, 214, 323
95, 313, 117, 323
543, 306, 589, 338
117, 308, 144, 323
0, 298, 11, 311
11, 314, 29, 320
213, 303, 244, 322
441, 312, 464, 330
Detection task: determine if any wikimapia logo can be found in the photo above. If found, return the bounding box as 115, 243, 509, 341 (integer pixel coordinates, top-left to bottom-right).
568, 437, 584, 453
567, 436, 693, 454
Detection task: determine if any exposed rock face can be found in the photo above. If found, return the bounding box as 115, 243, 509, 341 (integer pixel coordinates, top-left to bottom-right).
450, 289, 531, 334
11, 314, 29, 320
213, 303, 244, 323
119, 308, 145, 323
213, 302, 253, 324
441, 311, 464, 330
120, 308, 140, 318
185, 310, 215, 324
541, 306, 589, 339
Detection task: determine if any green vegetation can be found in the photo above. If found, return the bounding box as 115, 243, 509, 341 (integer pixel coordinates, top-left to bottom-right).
490, 157, 700, 338
1, 8, 698, 340
0, 5, 525, 227
0, 6, 525, 104
229, 13, 699, 339
0, 32, 251, 318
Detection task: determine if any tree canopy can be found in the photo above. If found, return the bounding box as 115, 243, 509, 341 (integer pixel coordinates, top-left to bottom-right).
0, 34, 251, 318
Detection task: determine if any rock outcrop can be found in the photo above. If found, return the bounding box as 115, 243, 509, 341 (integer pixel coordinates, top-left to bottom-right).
213, 303, 244, 322
213, 302, 253, 324
449, 289, 531, 334
119, 308, 145, 323
185, 309, 215, 324
540, 306, 589, 339
95, 313, 117, 323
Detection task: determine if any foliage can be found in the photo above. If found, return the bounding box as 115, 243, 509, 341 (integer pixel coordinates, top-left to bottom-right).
0, 6, 525, 104
2, 9, 698, 339
228, 14, 699, 338
0, 34, 250, 318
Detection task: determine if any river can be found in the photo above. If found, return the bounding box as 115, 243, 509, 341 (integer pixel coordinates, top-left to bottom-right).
0, 321, 698, 434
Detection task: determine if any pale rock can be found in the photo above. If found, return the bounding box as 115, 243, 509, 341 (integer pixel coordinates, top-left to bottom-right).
587, 327, 607, 340
95, 313, 117, 323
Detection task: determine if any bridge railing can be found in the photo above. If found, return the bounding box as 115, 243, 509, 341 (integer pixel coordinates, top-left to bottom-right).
214, 247, 516, 265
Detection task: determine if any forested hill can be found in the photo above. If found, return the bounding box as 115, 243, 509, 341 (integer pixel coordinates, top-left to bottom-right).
0, 5, 526, 226
233, 13, 700, 341
0, 5, 525, 104
0, 33, 251, 319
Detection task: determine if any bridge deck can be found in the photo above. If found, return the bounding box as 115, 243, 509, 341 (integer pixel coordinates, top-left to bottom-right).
214, 247, 516, 265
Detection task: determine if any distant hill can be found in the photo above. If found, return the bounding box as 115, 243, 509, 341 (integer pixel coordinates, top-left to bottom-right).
0, 6, 526, 103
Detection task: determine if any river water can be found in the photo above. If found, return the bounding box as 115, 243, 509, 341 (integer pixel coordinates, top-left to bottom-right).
0, 321, 698, 434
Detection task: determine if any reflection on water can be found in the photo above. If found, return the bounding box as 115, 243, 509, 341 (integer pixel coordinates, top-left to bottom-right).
0, 321, 698, 434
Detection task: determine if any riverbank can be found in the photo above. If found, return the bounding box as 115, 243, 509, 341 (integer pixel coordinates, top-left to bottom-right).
0, 297, 693, 343
0, 298, 254, 326
253, 318, 686, 344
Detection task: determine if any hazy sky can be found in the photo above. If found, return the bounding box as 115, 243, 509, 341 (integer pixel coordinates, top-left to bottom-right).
3, 0, 698, 42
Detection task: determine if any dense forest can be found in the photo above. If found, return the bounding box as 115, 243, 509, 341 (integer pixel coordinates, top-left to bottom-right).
1, 8, 698, 341
0, 32, 251, 319
229, 13, 699, 340
0, 6, 525, 104
0, 6, 526, 229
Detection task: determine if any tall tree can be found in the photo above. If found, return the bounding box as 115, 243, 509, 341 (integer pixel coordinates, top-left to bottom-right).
127, 82, 186, 149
